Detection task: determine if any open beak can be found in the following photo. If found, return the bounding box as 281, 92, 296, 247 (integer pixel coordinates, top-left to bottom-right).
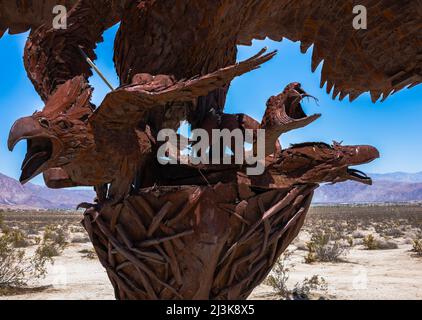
342, 145, 380, 185
282, 88, 321, 133
8, 117, 55, 184
346, 168, 373, 185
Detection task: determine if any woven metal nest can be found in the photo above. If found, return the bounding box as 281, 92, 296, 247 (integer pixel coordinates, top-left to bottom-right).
82, 182, 316, 300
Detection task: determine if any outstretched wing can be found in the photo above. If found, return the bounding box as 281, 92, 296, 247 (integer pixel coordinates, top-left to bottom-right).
1, 0, 124, 101
90, 50, 277, 130
0, 0, 77, 36
237, 0, 421, 102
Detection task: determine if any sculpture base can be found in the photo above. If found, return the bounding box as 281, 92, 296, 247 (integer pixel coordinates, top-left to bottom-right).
82, 182, 315, 299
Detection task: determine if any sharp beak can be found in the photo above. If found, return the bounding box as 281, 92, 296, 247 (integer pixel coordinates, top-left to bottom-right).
8, 117, 54, 184
342, 145, 380, 185
282, 89, 321, 133
346, 145, 380, 166
8, 117, 45, 151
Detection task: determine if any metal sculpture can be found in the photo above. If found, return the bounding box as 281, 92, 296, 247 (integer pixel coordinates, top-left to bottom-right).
1, 0, 420, 299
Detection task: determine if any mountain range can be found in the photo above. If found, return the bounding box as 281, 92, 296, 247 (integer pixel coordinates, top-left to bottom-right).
1, 171, 422, 209
0, 173, 95, 210
313, 171, 422, 203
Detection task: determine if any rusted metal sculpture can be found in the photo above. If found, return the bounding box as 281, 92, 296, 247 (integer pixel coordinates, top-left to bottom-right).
2, 0, 420, 299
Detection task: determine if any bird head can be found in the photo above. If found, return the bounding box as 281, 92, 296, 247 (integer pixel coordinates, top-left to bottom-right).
282, 82, 319, 120
273, 142, 380, 185
262, 82, 321, 133
8, 77, 94, 184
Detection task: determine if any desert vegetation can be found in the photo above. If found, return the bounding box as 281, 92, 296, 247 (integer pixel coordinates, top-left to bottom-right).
412, 238, 422, 257
0, 204, 421, 299
260, 204, 422, 300
0, 210, 83, 295
304, 229, 350, 263
0, 229, 53, 295
265, 250, 328, 300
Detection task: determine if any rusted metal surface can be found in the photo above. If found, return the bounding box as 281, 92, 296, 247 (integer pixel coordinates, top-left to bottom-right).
6, 74, 380, 301
2, 0, 418, 300
81, 183, 317, 299
1, 1, 420, 104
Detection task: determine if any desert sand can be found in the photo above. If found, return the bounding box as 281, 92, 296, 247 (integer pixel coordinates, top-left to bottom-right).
1, 206, 421, 300
1, 240, 420, 300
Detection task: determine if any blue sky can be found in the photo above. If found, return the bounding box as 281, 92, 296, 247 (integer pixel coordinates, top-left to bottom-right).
0, 24, 421, 186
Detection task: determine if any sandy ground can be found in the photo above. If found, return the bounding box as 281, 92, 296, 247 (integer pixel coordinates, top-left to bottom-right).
2, 241, 421, 300
254, 243, 422, 300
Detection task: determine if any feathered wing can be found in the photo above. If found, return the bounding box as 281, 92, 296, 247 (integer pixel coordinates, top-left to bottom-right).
1, 0, 124, 101
0, 0, 78, 36
90, 49, 277, 131
237, 0, 422, 102
113, 0, 244, 126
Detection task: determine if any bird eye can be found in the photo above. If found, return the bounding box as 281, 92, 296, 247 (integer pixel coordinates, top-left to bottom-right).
38, 118, 50, 128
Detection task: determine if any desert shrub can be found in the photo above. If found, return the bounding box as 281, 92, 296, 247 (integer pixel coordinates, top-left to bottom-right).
43, 224, 68, 248
39, 224, 68, 256
265, 251, 328, 300
292, 275, 328, 300
304, 230, 348, 263
33, 236, 42, 245
265, 251, 292, 298
69, 226, 85, 233
412, 238, 422, 256
363, 234, 378, 250
79, 248, 97, 259
35, 242, 61, 258
363, 234, 398, 250
0, 232, 52, 292
3, 229, 29, 248
25, 222, 40, 236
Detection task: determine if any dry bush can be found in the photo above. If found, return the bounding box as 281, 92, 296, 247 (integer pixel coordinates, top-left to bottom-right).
40, 224, 68, 256
363, 234, 398, 250
43, 225, 68, 247
3, 229, 29, 248
363, 234, 378, 250
0, 232, 52, 293
69, 226, 85, 233
304, 230, 349, 263
79, 248, 97, 259
35, 242, 61, 258
265, 250, 292, 298
265, 251, 328, 300
412, 238, 422, 256
292, 275, 328, 300
25, 222, 41, 236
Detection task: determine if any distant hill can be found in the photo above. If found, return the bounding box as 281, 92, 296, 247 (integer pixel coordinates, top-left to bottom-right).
1, 171, 422, 208
369, 172, 422, 183
313, 171, 422, 203
314, 180, 422, 204
0, 173, 95, 210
